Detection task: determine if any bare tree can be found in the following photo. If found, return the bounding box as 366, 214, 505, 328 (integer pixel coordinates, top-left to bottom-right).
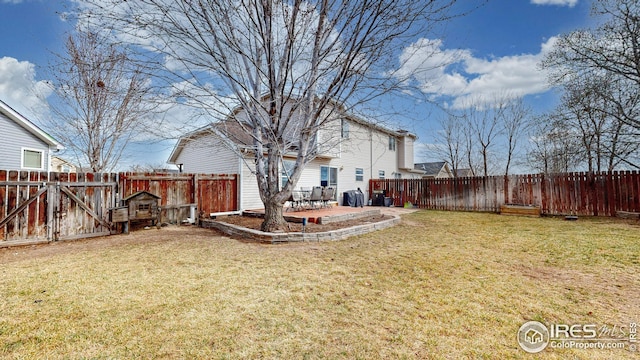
47, 29, 154, 172
75, 0, 463, 231
459, 97, 504, 177
527, 114, 581, 174
540, 69, 640, 172
432, 95, 531, 177
541, 0, 640, 131
502, 98, 531, 176
433, 114, 465, 177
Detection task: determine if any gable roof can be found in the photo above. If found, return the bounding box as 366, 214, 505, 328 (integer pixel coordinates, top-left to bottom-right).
0, 99, 64, 150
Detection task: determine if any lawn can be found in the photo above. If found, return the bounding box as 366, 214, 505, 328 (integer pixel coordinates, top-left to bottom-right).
1, 210, 639, 359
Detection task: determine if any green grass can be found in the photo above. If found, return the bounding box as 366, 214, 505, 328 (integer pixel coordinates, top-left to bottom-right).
1, 211, 639, 359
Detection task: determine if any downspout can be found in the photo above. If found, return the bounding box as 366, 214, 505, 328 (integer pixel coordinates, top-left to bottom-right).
47, 146, 57, 172
47, 147, 53, 172
238, 150, 244, 212
369, 128, 373, 179
369, 128, 373, 205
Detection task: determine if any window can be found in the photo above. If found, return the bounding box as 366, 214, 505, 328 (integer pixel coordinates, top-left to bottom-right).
22, 148, 44, 169
355, 168, 364, 182
394, 172, 402, 179
388, 136, 396, 151
320, 166, 338, 187
280, 160, 296, 189
341, 119, 349, 139
378, 170, 385, 179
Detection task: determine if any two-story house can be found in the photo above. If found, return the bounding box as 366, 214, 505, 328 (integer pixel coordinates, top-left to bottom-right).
167, 102, 422, 210
0, 99, 64, 171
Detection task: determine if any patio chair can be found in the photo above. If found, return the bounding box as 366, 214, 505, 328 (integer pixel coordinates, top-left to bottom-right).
309, 186, 323, 209
300, 188, 312, 209
288, 190, 303, 211
321, 187, 335, 208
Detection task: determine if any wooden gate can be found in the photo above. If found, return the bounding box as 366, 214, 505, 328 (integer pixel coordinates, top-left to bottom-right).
0, 171, 117, 246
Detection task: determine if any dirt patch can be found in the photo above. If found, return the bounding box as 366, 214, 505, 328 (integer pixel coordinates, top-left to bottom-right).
0, 226, 213, 263
512, 263, 640, 321
0, 214, 395, 261
214, 214, 394, 233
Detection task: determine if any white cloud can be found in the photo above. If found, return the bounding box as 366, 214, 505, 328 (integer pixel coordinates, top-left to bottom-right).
396, 37, 558, 109
0, 57, 52, 120
530, 0, 578, 7
394, 38, 472, 97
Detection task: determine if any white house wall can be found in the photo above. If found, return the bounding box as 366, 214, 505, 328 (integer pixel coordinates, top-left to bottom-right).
239, 159, 264, 210
174, 134, 239, 174
170, 108, 419, 209
280, 118, 418, 205
322, 119, 412, 205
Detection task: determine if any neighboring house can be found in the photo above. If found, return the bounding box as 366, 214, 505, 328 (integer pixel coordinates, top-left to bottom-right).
455, 168, 474, 178
51, 156, 78, 173
168, 103, 422, 210
0, 99, 64, 171
413, 161, 453, 179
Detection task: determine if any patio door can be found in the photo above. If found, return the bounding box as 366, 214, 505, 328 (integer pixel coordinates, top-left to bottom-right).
320, 166, 338, 199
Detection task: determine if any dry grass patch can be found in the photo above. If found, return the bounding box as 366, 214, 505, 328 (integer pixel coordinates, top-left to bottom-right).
1, 212, 639, 359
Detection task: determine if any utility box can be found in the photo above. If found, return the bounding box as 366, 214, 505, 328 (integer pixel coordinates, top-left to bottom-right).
110, 206, 129, 223
122, 191, 161, 228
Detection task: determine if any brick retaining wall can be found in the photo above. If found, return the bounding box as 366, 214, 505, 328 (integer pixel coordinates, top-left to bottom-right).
201, 215, 401, 244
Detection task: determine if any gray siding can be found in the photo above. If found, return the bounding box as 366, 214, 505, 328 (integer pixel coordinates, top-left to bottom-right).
0, 112, 50, 170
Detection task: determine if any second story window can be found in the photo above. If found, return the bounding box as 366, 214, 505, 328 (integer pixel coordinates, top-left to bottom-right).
378, 170, 385, 179
341, 119, 349, 139
389, 136, 396, 151
355, 168, 364, 181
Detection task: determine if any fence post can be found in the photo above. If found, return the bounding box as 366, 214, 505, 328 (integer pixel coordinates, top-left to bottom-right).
194, 173, 199, 220
503, 175, 509, 206
46, 182, 59, 241
540, 173, 546, 215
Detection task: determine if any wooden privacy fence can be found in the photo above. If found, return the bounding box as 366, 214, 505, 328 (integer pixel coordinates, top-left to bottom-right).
119, 172, 238, 222
370, 171, 640, 217
1, 170, 238, 245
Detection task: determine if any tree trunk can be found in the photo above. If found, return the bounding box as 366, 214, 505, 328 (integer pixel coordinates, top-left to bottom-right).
261, 197, 289, 232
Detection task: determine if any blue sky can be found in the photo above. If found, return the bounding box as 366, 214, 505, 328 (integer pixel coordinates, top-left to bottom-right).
0, 0, 594, 169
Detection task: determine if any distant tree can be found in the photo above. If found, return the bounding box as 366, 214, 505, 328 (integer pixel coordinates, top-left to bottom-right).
561, 75, 639, 171
47, 28, 154, 172
527, 115, 581, 174
433, 95, 531, 177
128, 162, 177, 173
541, 0, 640, 132
433, 114, 465, 177
501, 97, 531, 176
75, 0, 466, 232
457, 96, 507, 177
